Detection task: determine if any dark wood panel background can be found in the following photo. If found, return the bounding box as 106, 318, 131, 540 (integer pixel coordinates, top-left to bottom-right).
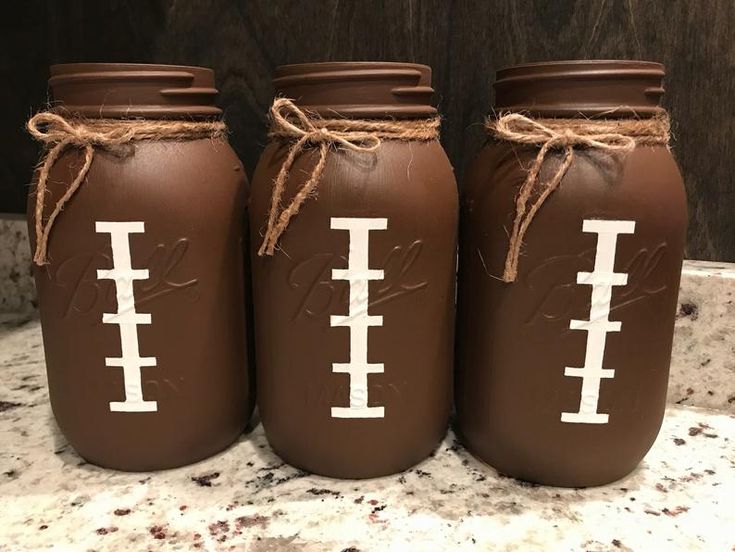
2, 0, 733, 261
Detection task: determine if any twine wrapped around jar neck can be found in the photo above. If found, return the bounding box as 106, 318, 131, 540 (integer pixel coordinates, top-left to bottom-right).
257, 98, 441, 256
486, 112, 671, 283
26, 111, 227, 266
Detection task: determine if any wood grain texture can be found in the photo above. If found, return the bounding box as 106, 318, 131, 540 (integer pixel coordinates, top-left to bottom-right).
1, 0, 733, 261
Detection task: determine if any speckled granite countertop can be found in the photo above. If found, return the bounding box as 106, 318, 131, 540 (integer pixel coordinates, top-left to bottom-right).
0, 310, 733, 551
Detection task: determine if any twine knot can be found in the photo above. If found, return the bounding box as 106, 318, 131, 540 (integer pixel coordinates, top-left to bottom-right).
487, 112, 670, 282
27, 111, 227, 266
258, 98, 440, 256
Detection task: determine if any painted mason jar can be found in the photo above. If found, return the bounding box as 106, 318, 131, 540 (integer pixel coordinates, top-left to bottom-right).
27, 63, 253, 471
455, 60, 687, 487
250, 62, 458, 479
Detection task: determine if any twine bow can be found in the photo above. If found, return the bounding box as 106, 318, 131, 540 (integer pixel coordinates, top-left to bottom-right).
488, 112, 670, 282
258, 98, 440, 256
26, 111, 226, 265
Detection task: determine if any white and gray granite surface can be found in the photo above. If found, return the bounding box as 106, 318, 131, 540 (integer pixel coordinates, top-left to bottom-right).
0, 313, 734, 551
669, 260, 735, 412
0, 218, 34, 314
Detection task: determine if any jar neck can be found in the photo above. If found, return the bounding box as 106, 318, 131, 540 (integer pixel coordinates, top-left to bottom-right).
493, 60, 666, 118
48, 63, 222, 119
272, 61, 437, 119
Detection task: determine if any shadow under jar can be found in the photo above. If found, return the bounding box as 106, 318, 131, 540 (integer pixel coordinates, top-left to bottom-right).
455, 60, 687, 487
250, 62, 458, 479
29, 63, 253, 471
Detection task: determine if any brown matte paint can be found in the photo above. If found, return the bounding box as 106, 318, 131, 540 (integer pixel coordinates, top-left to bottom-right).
29, 63, 253, 471
249, 62, 458, 479
456, 61, 687, 487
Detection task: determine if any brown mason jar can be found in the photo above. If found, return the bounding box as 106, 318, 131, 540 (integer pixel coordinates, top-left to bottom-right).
250, 62, 458, 479
28, 63, 253, 471
456, 60, 687, 487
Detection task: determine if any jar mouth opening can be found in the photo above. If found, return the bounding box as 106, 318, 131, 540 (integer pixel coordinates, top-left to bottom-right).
50, 62, 215, 76
47, 63, 220, 119
272, 61, 436, 119
493, 59, 666, 118
275, 61, 431, 77
496, 59, 664, 75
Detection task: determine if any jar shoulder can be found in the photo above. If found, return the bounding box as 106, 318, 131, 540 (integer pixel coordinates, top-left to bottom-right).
250, 140, 457, 220
462, 142, 686, 219
28, 139, 248, 225
252, 141, 455, 188
44, 139, 244, 188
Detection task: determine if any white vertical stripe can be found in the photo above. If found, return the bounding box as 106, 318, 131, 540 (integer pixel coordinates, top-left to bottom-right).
96, 221, 157, 413
561, 219, 635, 424
330, 217, 387, 419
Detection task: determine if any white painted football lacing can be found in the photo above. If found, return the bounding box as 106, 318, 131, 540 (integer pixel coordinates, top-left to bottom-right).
96, 221, 157, 413
561, 219, 635, 424
330, 217, 388, 419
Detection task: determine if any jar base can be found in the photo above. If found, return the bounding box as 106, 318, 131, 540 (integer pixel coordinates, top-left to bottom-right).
265, 437, 442, 480
459, 436, 645, 488
65, 423, 248, 473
